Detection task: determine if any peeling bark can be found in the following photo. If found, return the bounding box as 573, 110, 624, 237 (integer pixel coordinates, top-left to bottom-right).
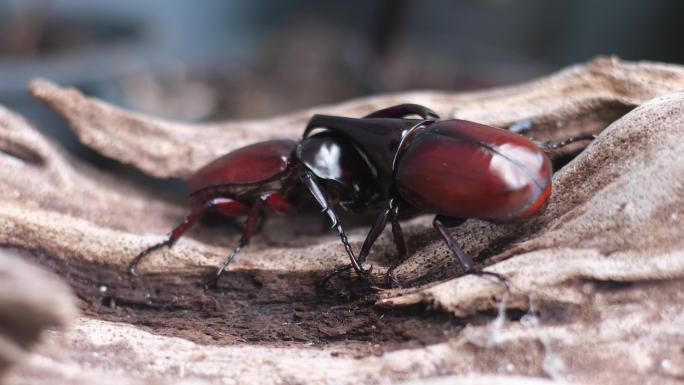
2, 57, 684, 384
28, 57, 684, 178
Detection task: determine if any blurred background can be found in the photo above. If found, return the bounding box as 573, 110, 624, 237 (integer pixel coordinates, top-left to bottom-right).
1, 0, 682, 197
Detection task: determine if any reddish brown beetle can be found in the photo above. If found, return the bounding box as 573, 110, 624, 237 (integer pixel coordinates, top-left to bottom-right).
128, 122, 385, 286
129, 104, 591, 287
302, 104, 564, 286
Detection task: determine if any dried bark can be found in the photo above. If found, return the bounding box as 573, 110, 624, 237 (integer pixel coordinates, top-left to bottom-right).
1, 57, 684, 385
28, 57, 684, 179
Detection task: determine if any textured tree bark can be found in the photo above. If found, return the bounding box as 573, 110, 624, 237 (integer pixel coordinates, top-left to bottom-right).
2, 57, 684, 385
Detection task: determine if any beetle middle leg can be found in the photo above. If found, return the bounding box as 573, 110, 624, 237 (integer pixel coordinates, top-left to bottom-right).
206, 197, 266, 288
317, 198, 409, 288
433, 216, 507, 283
207, 191, 299, 287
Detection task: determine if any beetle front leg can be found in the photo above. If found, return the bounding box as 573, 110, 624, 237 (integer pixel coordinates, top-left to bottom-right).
335, 198, 410, 288
433, 216, 506, 283
129, 197, 249, 276
317, 200, 392, 287
317, 198, 409, 288
300, 172, 370, 278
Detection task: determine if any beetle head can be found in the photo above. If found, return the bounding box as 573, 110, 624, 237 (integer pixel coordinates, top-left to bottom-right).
296, 132, 379, 211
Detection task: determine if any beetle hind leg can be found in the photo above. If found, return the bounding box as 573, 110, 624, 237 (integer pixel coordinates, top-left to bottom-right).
535, 134, 597, 151
508, 118, 597, 152
433, 216, 507, 284
316, 197, 393, 288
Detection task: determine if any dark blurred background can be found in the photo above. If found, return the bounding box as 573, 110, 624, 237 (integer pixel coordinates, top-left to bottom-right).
1, 0, 682, 190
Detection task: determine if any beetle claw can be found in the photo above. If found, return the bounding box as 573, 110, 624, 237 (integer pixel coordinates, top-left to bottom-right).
470, 269, 509, 290
358, 264, 373, 276
384, 271, 402, 288
128, 238, 172, 277
316, 264, 355, 289
129, 264, 139, 277
204, 274, 220, 290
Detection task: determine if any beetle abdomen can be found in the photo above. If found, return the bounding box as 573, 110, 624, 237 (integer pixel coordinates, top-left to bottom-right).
395, 120, 552, 222
188, 140, 296, 195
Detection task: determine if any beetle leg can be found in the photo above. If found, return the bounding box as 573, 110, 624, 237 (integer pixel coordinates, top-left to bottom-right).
317, 201, 392, 287
316, 264, 353, 288
433, 216, 506, 282
363, 104, 440, 120
358, 203, 391, 264
128, 197, 249, 276
207, 197, 265, 288
262, 192, 296, 214
433, 216, 473, 272
300, 172, 371, 277
508, 118, 597, 151
385, 199, 409, 288
537, 134, 597, 150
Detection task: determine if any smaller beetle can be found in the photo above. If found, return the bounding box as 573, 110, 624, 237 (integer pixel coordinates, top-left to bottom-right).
128, 125, 379, 286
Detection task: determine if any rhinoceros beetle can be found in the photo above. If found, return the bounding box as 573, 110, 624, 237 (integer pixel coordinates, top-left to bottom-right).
129, 103, 593, 288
